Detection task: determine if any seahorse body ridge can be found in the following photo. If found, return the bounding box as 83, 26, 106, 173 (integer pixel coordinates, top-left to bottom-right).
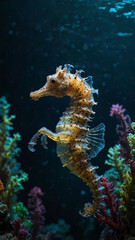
28, 64, 105, 217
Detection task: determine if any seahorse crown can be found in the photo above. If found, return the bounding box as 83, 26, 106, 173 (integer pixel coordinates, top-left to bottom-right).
30, 64, 97, 101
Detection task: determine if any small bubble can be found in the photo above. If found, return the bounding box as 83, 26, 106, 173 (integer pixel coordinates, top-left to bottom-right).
80, 190, 86, 195
11, 21, 16, 27
83, 44, 88, 51
8, 30, 13, 35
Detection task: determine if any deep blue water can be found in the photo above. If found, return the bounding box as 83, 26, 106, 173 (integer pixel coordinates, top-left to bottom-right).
0, 0, 135, 239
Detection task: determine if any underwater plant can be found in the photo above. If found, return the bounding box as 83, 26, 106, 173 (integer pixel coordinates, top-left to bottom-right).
110, 104, 132, 159
45, 219, 74, 240
97, 177, 128, 239
0, 96, 28, 213
28, 186, 46, 239
12, 218, 30, 240
13, 201, 32, 230
0, 179, 12, 235
0, 96, 31, 239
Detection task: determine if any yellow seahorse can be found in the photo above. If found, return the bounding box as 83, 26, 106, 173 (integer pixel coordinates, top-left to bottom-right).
28, 64, 105, 217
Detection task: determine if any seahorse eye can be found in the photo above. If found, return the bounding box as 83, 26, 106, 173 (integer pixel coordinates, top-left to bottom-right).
51, 79, 55, 83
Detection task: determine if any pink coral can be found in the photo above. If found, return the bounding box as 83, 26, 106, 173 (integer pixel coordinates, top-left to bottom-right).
97, 177, 127, 237
12, 218, 29, 240
28, 186, 46, 239
110, 104, 132, 159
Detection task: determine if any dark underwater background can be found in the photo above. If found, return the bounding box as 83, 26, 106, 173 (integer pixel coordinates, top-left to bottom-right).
0, 0, 135, 239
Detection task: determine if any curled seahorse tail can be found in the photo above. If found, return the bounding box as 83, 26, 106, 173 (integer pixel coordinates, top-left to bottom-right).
78, 162, 102, 217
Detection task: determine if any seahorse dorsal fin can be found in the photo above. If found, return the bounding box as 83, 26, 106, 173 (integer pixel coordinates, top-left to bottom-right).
75, 69, 85, 78
87, 123, 105, 158
56, 65, 62, 73
64, 64, 74, 73
85, 76, 93, 87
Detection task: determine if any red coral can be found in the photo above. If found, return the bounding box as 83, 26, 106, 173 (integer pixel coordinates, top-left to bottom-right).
110, 104, 132, 159
128, 159, 135, 178
12, 218, 29, 240
28, 186, 46, 239
97, 177, 127, 238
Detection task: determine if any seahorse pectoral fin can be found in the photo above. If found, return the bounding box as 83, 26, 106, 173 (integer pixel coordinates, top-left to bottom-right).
87, 123, 105, 158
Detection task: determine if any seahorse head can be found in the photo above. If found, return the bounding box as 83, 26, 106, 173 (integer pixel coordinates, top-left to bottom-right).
30, 64, 74, 101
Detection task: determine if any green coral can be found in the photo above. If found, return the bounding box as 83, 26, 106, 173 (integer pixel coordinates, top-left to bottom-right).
0, 96, 28, 212
119, 168, 135, 219
1, 172, 28, 209
119, 123, 135, 219
105, 144, 129, 195
12, 201, 32, 229
105, 144, 125, 182
127, 122, 135, 160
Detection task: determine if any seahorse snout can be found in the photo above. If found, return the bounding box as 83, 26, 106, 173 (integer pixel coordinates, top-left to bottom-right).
30, 85, 51, 101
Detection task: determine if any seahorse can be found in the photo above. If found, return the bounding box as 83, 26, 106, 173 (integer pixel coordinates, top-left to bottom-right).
28, 64, 105, 217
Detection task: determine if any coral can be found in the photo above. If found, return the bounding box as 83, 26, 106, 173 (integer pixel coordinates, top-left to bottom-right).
45, 219, 74, 240
105, 144, 130, 196
105, 123, 135, 221
0, 233, 14, 239
28, 186, 46, 239
118, 158, 135, 221
100, 104, 135, 239
127, 122, 135, 161
0, 179, 4, 192
1, 172, 28, 210
105, 144, 125, 182
0, 96, 28, 212
12, 202, 32, 230
110, 104, 132, 159
0, 97, 21, 185
12, 218, 30, 240
44, 231, 62, 240
128, 159, 135, 178
0, 201, 12, 234
97, 177, 127, 239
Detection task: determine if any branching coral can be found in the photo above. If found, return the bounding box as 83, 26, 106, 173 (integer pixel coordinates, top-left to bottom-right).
0, 97, 28, 212
118, 124, 135, 221
105, 144, 129, 196
99, 104, 135, 239
45, 219, 74, 240
28, 186, 46, 239
0, 201, 12, 234
1, 172, 28, 210
127, 122, 135, 161
110, 104, 132, 159
105, 123, 135, 221
0, 97, 21, 184
12, 202, 32, 230
97, 177, 127, 239
12, 218, 30, 240
105, 144, 125, 182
